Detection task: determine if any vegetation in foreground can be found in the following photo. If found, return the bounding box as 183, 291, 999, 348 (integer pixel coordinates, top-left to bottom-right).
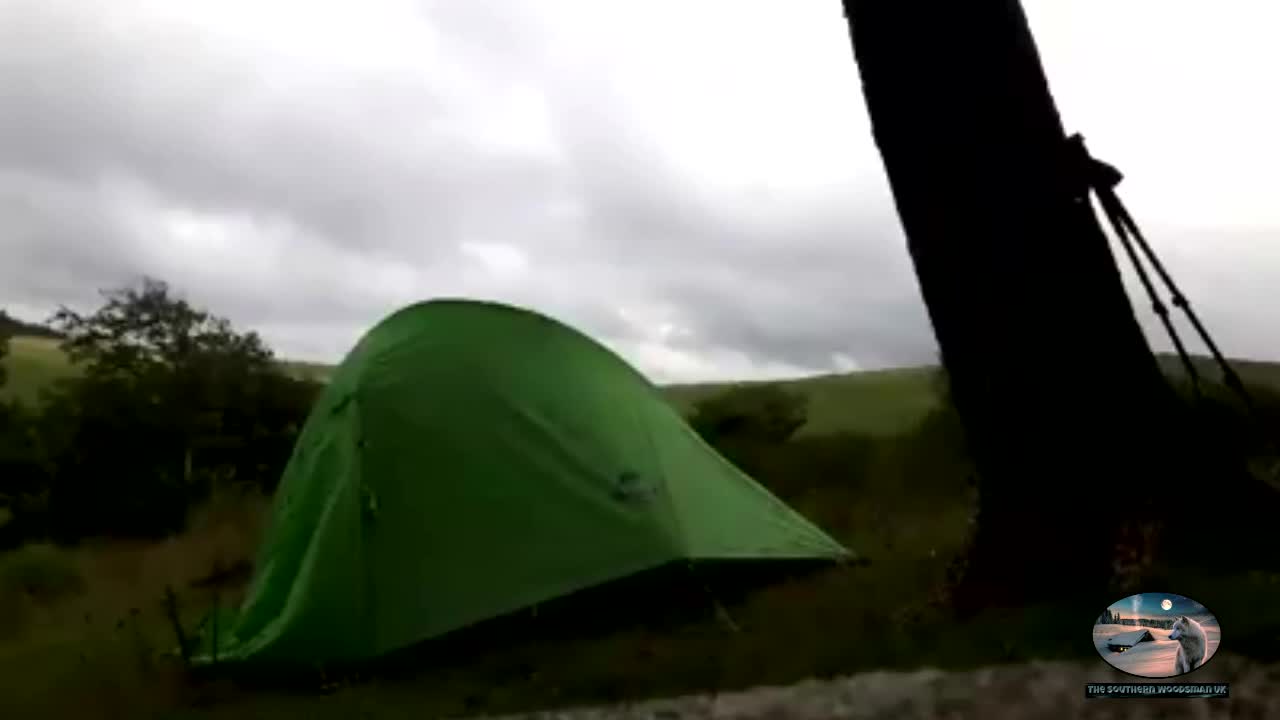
1, 279, 1278, 718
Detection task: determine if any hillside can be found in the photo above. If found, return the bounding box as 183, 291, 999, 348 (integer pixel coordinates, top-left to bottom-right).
0, 311, 62, 340
0, 336, 337, 405
5, 331, 1280, 432
1154, 353, 1280, 389
1, 337, 72, 404
664, 366, 942, 436
0, 330, 939, 433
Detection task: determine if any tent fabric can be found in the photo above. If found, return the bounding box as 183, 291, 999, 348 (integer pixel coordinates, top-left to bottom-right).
193, 299, 849, 667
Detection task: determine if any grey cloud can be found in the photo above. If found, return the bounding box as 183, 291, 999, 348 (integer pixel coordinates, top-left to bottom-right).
0, 171, 148, 311
8, 0, 1261, 381
0, 2, 556, 254
0, 0, 941, 379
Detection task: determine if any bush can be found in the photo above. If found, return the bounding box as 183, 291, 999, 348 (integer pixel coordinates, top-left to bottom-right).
0, 399, 51, 549
684, 384, 882, 543
688, 383, 808, 446
0, 278, 323, 546
688, 383, 810, 476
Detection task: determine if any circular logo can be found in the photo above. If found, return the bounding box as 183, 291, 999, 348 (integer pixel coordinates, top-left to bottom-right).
1093, 592, 1221, 678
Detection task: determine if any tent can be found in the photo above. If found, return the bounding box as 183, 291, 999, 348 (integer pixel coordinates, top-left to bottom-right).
193, 299, 849, 667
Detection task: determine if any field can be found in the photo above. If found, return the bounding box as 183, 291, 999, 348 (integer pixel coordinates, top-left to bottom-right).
0, 336, 337, 405
9, 333, 1280, 434
664, 366, 942, 437
1, 335, 935, 435
2, 334, 1280, 718
1, 336, 74, 405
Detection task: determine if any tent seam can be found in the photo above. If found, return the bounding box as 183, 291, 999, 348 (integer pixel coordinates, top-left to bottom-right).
638, 401, 687, 556
351, 387, 378, 658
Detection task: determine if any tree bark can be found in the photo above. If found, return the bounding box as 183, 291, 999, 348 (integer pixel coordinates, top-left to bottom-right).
838, 0, 1251, 611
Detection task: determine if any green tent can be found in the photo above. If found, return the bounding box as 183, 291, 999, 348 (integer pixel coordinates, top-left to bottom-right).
194, 299, 848, 666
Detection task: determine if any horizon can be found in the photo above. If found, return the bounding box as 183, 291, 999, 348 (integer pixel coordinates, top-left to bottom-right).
7, 306, 1280, 386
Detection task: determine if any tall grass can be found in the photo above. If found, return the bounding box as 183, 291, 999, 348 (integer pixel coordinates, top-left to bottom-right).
0, 421, 986, 719
0, 485, 271, 718
1, 371, 1276, 718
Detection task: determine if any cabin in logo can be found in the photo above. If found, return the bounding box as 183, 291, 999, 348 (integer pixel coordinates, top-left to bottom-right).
1107, 629, 1155, 652
190, 299, 849, 668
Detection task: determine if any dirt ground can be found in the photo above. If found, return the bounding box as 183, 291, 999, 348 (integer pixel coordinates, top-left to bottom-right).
471, 654, 1279, 719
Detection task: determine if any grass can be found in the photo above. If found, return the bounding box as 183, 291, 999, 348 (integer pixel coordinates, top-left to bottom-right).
0, 335, 336, 404
0, 485, 272, 718
665, 366, 943, 437
2, 334, 1279, 717
169, 456, 983, 720
1, 336, 75, 405
2, 333, 942, 437
7, 331, 1279, 435
0, 393, 984, 718
2, 332, 942, 437
6, 409, 1271, 719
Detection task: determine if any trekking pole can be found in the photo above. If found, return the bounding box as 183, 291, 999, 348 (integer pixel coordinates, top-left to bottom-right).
1067, 135, 1203, 396
1070, 134, 1255, 413
1069, 136, 1280, 485
162, 585, 191, 669
1101, 185, 1254, 412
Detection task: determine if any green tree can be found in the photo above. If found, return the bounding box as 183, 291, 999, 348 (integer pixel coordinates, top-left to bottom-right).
33, 277, 318, 541
51, 277, 274, 381
0, 322, 9, 390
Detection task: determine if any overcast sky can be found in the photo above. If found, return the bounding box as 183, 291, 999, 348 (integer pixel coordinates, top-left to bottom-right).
1, 1, 1276, 383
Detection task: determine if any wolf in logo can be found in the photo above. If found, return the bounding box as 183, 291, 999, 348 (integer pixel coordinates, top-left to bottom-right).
1169, 615, 1207, 675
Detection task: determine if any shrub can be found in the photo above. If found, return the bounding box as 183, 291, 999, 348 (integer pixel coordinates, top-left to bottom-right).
0, 278, 323, 545
688, 383, 808, 446
688, 383, 810, 477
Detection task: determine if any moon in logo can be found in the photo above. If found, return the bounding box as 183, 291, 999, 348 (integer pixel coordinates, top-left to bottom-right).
1161, 598, 1173, 611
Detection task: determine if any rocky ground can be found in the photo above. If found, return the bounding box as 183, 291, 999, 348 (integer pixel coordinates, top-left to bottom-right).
469, 654, 1279, 719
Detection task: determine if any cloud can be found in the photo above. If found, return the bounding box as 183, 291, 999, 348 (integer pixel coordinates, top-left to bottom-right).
0, 0, 1274, 383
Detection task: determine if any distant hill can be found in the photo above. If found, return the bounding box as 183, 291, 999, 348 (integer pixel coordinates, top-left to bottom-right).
3, 322, 1279, 435
0, 310, 62, 340
663, 365, 943, 437
1154, 353, 1280, 390
0, 335, 340, 405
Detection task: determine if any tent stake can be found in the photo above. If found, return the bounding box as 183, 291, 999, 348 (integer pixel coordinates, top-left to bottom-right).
686, 563, 740, 634
162, 585, 191, 669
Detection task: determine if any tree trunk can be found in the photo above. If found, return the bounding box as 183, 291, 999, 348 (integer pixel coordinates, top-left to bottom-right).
838, 0, 1267, 611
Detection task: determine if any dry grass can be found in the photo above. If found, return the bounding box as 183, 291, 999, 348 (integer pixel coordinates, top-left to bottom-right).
2, 466, 1277, 719
0, 336, 76, 404
0, 459, 983, 719
0, 486, 271, 719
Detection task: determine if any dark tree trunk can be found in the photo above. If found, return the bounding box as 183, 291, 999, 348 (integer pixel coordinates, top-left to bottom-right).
838, 0, 1273, 611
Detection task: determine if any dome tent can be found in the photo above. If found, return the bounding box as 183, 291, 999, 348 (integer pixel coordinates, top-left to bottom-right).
194, 299, 849, 667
